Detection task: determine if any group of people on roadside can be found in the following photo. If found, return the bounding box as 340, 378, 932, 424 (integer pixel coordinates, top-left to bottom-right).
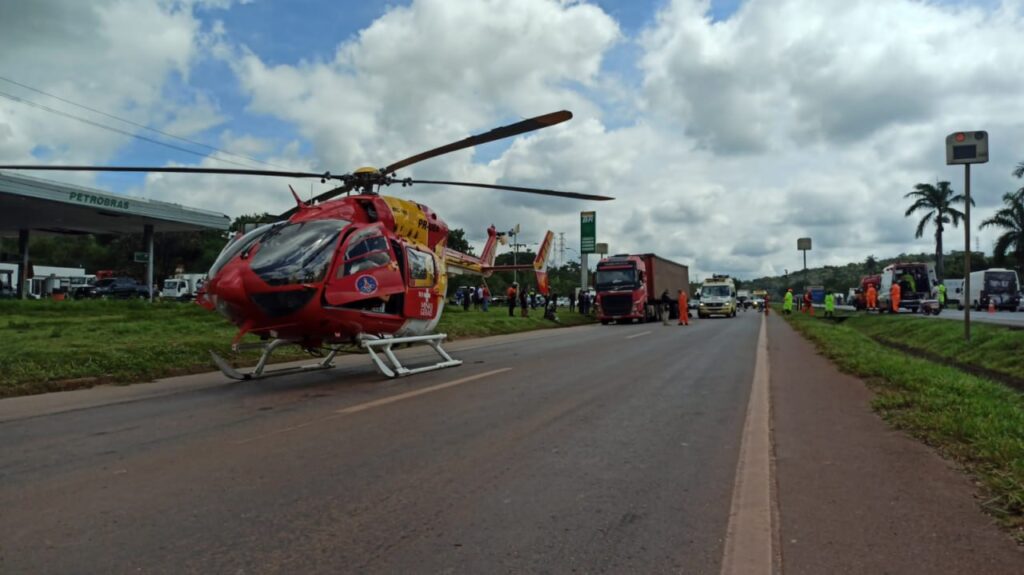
458, 284, 492, 312
782, 288, 837, 317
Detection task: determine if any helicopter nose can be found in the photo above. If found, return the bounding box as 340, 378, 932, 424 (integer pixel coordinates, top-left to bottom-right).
205, 267, 249, 322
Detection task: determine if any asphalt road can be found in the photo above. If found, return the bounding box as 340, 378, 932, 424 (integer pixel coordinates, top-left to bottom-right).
4, 310, 1021, 574
0, 313, 762, 573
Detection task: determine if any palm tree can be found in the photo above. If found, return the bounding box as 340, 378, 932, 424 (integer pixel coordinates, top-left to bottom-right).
980, 190, 1024, 277
865, 255, 878, 275
904, 181, 973, 280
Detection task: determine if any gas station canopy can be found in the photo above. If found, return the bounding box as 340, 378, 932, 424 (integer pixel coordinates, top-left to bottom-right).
0, 171, 230, 236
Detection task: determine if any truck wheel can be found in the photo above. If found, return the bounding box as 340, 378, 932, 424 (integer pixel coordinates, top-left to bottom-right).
600, 319, 609, 325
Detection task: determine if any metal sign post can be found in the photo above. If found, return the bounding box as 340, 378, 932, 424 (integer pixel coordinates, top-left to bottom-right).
797, 237, 812, 290
580, 211, 596, 290
946, 130, 988, 341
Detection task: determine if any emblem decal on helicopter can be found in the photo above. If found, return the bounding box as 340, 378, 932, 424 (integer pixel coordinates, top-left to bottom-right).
356, 275, 378, 295
419, 290, 433, 316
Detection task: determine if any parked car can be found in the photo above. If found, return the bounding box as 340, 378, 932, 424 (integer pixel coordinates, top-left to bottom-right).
80, 277, 150, 299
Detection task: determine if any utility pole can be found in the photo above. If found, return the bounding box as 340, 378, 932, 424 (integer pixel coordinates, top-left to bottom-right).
557, 232, 565, 269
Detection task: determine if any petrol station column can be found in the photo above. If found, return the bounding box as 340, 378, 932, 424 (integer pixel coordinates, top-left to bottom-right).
144, 224, 154, 302
18, 228, 29, 300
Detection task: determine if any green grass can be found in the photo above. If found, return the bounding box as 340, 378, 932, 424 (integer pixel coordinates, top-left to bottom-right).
780, 310, 1024, 538
437, 305, 596, 339
0, 300, 595, 397
843, 314, 1024, 382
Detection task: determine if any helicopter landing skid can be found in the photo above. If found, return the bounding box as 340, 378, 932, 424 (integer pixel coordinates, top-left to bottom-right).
358, 333, 463, 378
209, 339, 343, 381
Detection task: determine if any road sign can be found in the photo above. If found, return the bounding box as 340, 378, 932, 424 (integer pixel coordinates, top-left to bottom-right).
945, 130, 988, 340
580, 211, 596, 253
945, 131, 988, 165
595, 242, 608, 255
797, 238, 812, 251
133, 251, 149, 263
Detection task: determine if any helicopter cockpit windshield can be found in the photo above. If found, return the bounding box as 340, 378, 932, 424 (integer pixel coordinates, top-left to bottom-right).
208, 222, 280, 278
250, 219, 349, 285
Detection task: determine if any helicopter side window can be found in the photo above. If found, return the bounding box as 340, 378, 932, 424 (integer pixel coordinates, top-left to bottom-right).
407, 248, 436, 288
342, 230, 392, 277
250, 219, 348, 286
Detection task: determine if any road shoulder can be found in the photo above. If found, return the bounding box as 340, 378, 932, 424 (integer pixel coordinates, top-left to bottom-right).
768, 314, 1022, 574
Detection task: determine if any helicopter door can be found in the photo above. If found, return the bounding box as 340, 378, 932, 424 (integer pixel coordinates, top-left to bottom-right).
403, 246, 440, 320
324, 225, 404, 311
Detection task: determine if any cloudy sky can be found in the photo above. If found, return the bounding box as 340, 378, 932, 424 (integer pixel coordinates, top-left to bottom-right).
2, 0, 1023, 280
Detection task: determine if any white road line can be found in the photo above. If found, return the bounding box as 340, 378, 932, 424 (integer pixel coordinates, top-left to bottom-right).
625, 331, 652, 340
719, 313, 774, 575
234, 368, 511, 445
336, 368, 511, 415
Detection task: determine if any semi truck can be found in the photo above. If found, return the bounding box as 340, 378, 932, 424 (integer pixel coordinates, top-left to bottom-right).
594, 253, 689, 324
698, 275, 737, 318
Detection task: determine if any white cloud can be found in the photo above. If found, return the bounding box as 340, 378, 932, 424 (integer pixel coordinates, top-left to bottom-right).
7, 0, 1024, 283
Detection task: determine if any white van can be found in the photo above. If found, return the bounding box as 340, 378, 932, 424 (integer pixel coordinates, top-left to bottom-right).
877, 262, 938, 313
962, 268, 1020, 311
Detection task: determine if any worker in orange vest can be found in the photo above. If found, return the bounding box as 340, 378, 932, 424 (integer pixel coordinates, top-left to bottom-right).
678, 288, 689, 326
890, 282, 901, 313
866, 283, 878, 312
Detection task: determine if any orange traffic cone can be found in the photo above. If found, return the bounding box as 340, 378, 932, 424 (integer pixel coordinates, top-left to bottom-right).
988, 299, 996, 314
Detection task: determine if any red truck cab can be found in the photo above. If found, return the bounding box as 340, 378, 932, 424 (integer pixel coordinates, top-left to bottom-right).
594, 253, 689, 324
595, 255, 648, 323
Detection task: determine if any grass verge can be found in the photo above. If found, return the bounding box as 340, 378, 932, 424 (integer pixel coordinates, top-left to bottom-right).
0, 299, 595, 398
780, 310, 1024, 539
845, 313, 1024, 386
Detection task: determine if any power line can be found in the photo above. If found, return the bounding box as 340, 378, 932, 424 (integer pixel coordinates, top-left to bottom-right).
0, 89, 262, 169
0, 75, 286, 169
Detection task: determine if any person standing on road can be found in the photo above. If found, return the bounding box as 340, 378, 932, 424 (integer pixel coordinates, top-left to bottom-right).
507, 283, 518, 317
519, 285, 529, 317
764, 293, 771, 315
783, 288, 794, 314
890, 282, 901, 313
660, 289, 672, 325
481, 284, 490, 312
678, 288, 689, 326
568, 290, 576, 313
866, 283, 878, 312
937, 282, 947, 308
824, 292, 835, 318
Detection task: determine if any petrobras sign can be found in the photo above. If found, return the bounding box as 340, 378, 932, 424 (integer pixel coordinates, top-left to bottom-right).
581, 211, 596, 254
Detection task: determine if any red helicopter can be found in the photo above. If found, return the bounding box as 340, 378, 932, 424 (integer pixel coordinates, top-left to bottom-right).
1, 110, 612, 379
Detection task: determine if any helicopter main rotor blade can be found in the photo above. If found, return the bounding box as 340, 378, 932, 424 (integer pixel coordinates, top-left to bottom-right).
383, 110, 573, 175
408, 179, 613, 201
0, 165, 340, 180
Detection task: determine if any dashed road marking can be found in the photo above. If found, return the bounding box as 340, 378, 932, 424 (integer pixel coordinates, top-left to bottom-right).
234, 368, 512, 445
336, 368, 511, 415
625, 331, 652, 340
